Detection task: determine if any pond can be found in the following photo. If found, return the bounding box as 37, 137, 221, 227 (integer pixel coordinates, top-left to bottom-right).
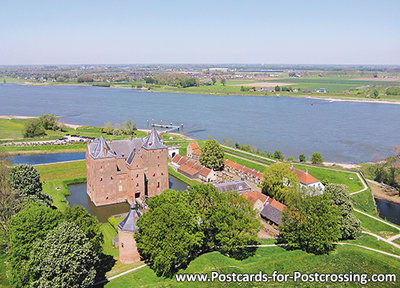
66, 175, 189, 222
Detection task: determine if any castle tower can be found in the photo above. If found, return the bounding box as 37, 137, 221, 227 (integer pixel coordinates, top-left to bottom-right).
118, 203, 141, 264
141, 127, 169, 197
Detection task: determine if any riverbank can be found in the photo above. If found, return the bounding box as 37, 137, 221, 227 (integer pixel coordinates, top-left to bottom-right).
10, 81, 400, 105
369, 181, 400, 205
0, 115, 82, 129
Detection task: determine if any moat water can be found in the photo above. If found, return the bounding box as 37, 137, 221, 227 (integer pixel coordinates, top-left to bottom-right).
9, 153, 189, 222
1, 83, 400, 163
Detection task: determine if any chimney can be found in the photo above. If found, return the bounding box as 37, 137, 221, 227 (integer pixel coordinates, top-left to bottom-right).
129, 135, 133, 141
103, 145, 107, 157
110, 139, 113, 150
290, 163, 293, 169
305, 169, 308, 175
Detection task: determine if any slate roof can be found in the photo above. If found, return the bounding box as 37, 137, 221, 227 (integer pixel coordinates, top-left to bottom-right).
118, 203, 141, 232
88, 135, 115, 159
213, 180, 251, 193
142, 127, 167, 150
260, 205, 282, 225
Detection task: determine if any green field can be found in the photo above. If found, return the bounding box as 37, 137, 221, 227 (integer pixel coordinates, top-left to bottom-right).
351, 189, 378, 215
104, 245, 400, 287
294, 164, 364, 193
224, 154, 268, 172
35, 160, 87, 212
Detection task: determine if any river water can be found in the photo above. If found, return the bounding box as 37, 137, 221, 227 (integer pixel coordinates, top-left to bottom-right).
1, 83, 400, 163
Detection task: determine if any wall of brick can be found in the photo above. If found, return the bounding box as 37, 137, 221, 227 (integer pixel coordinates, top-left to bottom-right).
118, 229, 140, 264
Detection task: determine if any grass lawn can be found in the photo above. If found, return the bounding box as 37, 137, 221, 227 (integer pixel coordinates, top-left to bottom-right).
35, 160, 87, 212
1, 143, 86, 154
343, 234, 400, 256
353, 211, 399, 239
0, 119, 26, 139
222, 146, 275, 164
394, 239, 400, 245
104, 245, 400, 287
351, 189, 377, 215
294, 164, 364, 193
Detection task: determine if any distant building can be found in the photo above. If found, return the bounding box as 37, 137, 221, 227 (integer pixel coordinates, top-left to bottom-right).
86, 128, 168, 206
213, 180, 251, 194
302, 89, 312, 93
317, 88, 327, 93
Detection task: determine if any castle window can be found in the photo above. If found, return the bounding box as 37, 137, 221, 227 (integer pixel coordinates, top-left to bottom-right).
111, 176, 113, 180
153, 173, 155, 177
157, 182, 160, 188
136, 174, 139, 178
158, 164, 160, 167
121, 243, 124, 248
157, 156, 159, 159
136, 183, 139, 187
161, 173, 164, 176
100, 178, 103, 181
116, 165, 121, 172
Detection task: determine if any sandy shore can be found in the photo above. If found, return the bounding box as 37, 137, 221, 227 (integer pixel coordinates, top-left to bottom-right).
0, 115, 82, 129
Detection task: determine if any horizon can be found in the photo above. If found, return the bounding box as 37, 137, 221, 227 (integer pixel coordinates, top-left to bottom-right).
1, 0, 399, 65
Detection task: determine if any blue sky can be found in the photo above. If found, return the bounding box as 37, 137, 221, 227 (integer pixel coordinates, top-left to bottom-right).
1, 0, 399, 65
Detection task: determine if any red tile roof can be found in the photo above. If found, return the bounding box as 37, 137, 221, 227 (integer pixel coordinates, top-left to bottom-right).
289, 167, 319, 185
269, 199, 286, 212
199, 167, 212, 177
242, 191, 268, 205
189, 142, 200, 150
171, 154, 182, 163
192, 149, 201, 156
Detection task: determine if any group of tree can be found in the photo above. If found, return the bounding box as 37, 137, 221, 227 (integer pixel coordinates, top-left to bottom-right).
0, 159, 105, 287
362, 145, 400, 189
386, 86, 400, 96
23, 114, 65, 138
279, 184, 361, 254
261, 162, 361, 254
77, 75, 94, 83
142, 74, 199, 88
135, 184, 261, 277
310, 152, 323, 164
199, 139, 225, 171
102, 120, 137, 136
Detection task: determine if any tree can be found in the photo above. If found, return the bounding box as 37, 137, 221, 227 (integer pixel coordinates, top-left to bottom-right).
199, 139, 224, 171
7, 202, 62, 287
311, 152, 323, 164
273, 150, 284, 161
221, 78, 226, 86
0, 154, 23, 235
280, 193, 341, 254
261, 163, 300, 206
38, 114, 59, 130
299, 154, 307, 162
28, 222, 97, 288
102, 122, 113, 135
64, 206, 104, 256
8, 164, 52, 206
135, 189, 203, 277
22, 118, 46, 138
122, 120, 137, 135
135, 185, 261, 277
77, 75, 94, 83
275, 85, 281, 92
373, 89, 379, 99
211, 77, 217, 85
324, 184, 361, 239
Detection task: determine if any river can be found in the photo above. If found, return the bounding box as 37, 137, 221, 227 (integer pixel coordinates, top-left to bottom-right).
1, 83, 400, 163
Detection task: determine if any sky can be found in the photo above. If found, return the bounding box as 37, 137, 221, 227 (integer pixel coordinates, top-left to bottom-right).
0, 0, 399, 65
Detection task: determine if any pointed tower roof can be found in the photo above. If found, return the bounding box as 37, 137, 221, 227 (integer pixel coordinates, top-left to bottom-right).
89, 135, 115, 159
118, 203, 141, 232
142, 127, 167, 150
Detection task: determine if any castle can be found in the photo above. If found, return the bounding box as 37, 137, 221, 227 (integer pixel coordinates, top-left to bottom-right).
86, 128, 169, 206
